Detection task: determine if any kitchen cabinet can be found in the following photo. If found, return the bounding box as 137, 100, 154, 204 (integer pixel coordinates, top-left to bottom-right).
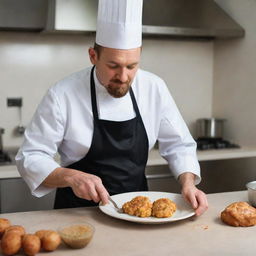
0, 0, 47, 31
146, 165, 181, 193
0, 178, 55, 213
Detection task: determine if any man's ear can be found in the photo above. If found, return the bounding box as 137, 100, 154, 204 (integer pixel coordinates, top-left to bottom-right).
88, 47, 98, 65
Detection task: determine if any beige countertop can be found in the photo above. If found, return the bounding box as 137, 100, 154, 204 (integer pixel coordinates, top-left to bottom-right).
0, 190, 254, 256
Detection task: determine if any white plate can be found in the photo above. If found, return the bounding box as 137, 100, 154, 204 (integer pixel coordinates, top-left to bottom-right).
99, 191, 195, 224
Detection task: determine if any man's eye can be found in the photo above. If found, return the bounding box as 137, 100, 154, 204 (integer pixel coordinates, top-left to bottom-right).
108, 65, 118, 69
127, 65, 135, 70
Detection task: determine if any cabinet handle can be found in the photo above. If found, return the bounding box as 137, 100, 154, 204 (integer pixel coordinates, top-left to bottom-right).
146, 173, 173, 180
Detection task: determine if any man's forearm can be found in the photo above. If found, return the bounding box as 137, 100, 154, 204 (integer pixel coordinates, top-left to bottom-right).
42, 167, 79, 188
42, 167, 110, 204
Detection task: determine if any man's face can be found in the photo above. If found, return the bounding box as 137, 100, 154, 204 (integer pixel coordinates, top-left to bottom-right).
89, 46, 141, 98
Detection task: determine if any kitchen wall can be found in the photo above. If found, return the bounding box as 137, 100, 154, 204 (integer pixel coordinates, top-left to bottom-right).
149, 0, 256, 195
199, 0, 256, 193
0, 32, 213, 148
214, 0, 256, 146
0, 1, 255, 195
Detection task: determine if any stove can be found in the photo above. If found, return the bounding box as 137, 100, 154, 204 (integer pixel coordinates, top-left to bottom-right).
196, 138, 240, 150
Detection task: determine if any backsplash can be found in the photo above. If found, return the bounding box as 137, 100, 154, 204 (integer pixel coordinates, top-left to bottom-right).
0, 32, 213, 148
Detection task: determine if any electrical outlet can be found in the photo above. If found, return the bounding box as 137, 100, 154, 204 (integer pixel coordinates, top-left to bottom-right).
7, 98, 22, 107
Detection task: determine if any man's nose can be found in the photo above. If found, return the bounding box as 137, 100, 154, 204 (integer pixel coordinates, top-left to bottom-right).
117, 68, 128, 83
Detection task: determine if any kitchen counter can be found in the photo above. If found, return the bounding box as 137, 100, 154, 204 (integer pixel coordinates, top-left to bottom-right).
0, 190, 255, 256
147, 146, 256, 165
1, 146, 256, 179
0, 165, 20, 179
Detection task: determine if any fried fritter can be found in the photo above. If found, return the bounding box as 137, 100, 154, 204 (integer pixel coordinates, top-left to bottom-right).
152, 198, 177, 218
122, 196, 152, 217
221, 201, 256, 227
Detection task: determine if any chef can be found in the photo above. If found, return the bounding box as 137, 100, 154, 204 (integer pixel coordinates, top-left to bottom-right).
16, 0, 208, 216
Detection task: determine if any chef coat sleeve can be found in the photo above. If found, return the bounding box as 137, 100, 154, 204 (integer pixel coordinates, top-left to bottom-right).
157, 83, 201, 185
15, 88, 64, 197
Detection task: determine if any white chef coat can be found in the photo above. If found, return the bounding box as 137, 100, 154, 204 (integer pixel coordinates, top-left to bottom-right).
15, 67, 201, 197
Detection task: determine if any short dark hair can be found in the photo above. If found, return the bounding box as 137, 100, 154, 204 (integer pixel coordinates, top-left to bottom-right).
93, 43, 103, 58
93, 43, 142, 58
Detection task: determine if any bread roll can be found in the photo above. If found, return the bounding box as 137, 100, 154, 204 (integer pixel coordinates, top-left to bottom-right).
0, 218, 11, 237
221, 201, 256, 227
5, 225, 26, 236
1, 232, 22, 255
34, 230, 51, 240
41, 231, 61, 251
22, 234, 41, 256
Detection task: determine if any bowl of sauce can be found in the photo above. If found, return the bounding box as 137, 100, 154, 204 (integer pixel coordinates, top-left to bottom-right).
58, 222, 94, 249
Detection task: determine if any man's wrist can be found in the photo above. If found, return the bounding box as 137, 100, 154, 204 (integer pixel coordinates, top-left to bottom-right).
178, 172, 195, 188
62, 168, 81, 187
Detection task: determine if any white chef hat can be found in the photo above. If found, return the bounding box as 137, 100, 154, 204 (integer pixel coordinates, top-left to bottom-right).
96, 0, 143, 49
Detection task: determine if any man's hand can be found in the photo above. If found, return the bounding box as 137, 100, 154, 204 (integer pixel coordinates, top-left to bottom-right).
178, 172, 208, 216
43, 167, 109, 205
65, 171, 109, 205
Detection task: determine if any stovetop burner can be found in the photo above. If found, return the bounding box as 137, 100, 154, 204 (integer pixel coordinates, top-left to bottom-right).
196, 138, 240, 150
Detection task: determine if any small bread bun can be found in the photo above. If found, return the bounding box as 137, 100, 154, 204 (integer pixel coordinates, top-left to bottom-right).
5, 225, 26, 237
34, 230, 51, 240
0, 218, 11, 238
41, 231, 61, 251
22, 234, 41, 256
221, 201, 256, 227
1, 231, 22, 255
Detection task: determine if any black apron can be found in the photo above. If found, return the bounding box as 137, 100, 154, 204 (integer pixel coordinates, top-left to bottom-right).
54, 66, 149, 209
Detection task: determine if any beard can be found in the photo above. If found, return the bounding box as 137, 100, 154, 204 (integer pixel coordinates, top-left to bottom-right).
105, 79, 131, 98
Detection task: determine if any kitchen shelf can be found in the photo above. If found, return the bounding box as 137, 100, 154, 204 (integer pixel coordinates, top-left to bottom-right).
147, 146, 256, 166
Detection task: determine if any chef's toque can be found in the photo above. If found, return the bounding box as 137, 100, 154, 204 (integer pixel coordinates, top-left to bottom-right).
96, 0, 143, 49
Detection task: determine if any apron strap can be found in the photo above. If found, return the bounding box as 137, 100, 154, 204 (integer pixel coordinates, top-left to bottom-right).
129, 87, 140, 117
90, 66, 99, 120
90, 65, 141, 120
